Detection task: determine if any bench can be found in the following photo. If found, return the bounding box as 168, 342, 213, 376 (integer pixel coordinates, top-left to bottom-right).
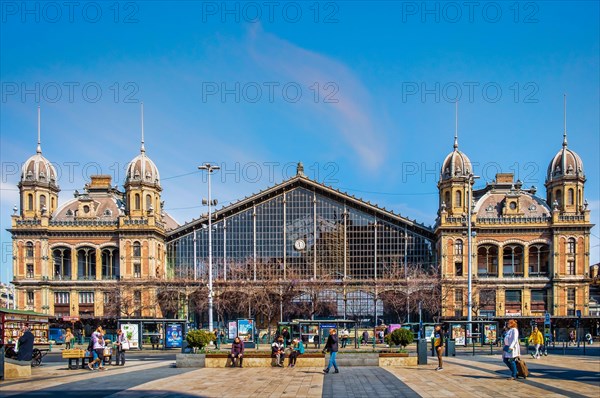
205, 352, 325, 368
62, 349, 113, 370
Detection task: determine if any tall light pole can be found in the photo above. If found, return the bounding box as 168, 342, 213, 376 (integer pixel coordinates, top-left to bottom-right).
198, 163, 220, 332
467, 174, 479, 339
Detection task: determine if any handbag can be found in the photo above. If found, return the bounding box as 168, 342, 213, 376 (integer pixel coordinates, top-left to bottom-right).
121, 341, 130, 351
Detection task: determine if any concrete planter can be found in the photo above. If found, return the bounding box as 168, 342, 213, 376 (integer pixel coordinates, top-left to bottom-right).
378, 353, 417, 367
333, 352, 379, 367
175, 353, 206, 368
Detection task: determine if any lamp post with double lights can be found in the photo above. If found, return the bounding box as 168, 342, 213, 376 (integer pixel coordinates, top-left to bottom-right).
467, 174, 480, 341
198, 163, 220, 332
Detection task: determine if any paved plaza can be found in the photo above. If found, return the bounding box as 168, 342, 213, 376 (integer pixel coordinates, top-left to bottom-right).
1, 351, 598, 398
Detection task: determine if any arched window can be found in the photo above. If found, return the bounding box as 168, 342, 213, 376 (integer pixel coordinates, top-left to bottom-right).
528, 244, 549, 275
27, 193, 33, 210
567, 238, 576, 254
26, 242, 34, 258
477, 245, 498, 276
567, 188, 574, 206
444, 191, 451, 207
146, 194, 152, 210
77, 247, 96, 280
454, 239, 463, 256
53, 247, 72, 280
503, 245, 524, 276
133, 241, 141, 257
51, 197, 55, 211
455, 190, 462, 207
134, 193, 141, 210
556, 189, 562, 206
39, 195, 46, 210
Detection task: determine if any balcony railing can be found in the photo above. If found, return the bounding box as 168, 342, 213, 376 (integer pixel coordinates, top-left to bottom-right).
77, 275, 97, 281
101, 275, 120, 280
477, 216, 550, 224
53, 275, 71, 281
477, 272, 498, 278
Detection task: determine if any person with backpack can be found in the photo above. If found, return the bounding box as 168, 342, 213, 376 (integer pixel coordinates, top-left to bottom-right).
88, 326, 106, 371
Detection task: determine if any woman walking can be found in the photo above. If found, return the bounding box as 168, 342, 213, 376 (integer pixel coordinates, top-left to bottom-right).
88, 326, 106, 371
323, 329, 339, 374
502, 319, 521, 380
115, 329, 128, 366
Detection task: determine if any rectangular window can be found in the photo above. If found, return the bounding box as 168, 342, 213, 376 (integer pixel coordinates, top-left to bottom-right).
479, 290, 496, 310
567, 288, 575, 302
530, 289, 547, 312
134, 290, 142, 304
26, 264, 34, 278
27, 291, 34, 305
455, 262, 463, 276
455, 289, 463, 303
134, 263, 141, 278
505, 289, 522, 313
79, 291, 94, 304
54, 292, 70, 304
104, 292, 111, 304
567, 260, 576, 275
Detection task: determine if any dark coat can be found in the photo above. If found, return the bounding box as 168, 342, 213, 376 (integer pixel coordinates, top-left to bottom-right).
324, 333, 339, 353
231, 340, 245, 356
17, 330, 34, 361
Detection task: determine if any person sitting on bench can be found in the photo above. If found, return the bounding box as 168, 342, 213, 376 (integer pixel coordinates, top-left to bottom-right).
288, 338, 305, 368
229, 336, 245, 368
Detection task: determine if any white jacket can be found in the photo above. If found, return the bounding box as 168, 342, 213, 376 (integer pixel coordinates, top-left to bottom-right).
503, 328, 521, 358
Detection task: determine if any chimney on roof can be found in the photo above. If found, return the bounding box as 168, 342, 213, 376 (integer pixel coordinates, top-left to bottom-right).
89, 175, 112, 190
495, 173, 514, 184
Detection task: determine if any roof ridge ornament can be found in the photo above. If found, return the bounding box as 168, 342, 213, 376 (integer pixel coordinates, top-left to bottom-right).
296, 161, 305, 177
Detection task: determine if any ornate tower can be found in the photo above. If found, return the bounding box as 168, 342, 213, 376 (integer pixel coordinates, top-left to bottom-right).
124, 104, 162, 219
18, 107, 60, 219
545, 99, 586, 214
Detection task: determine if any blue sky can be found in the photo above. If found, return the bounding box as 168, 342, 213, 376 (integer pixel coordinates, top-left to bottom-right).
1, 1, 598, 283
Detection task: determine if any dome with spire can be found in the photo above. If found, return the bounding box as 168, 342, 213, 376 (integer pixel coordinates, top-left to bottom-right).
20, 108, 58, 187
440, 135, 473, 181
546, 136, 585, 183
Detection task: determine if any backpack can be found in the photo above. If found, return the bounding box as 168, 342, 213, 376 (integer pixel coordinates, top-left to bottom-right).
87, 333, 96, 352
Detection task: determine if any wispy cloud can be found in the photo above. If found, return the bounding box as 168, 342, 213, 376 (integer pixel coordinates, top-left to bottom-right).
245, 25, 385, 170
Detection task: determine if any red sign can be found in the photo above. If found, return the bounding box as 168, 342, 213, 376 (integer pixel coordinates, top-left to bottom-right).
63, 316, 80, 322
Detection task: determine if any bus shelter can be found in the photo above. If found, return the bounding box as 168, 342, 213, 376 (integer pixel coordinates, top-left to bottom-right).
277, 319, 357, 348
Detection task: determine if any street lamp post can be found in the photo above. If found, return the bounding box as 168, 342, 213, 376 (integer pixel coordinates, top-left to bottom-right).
198, 163, 220, 332
467, 174, 479, 341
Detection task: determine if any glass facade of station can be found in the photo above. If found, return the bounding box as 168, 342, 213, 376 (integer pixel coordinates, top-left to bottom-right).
167, 187, 435, 281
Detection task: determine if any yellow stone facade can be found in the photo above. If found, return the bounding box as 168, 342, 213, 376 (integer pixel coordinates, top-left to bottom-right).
436, 133, 593, 322
10, 136, 178, 322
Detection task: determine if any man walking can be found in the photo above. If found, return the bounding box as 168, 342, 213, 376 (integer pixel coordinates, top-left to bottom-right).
323, 328, 339, 374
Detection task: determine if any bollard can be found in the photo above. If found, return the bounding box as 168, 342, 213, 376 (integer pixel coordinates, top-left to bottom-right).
583, 340, 586, 355
563, 341, 566, 355
490, 342, 493, 355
